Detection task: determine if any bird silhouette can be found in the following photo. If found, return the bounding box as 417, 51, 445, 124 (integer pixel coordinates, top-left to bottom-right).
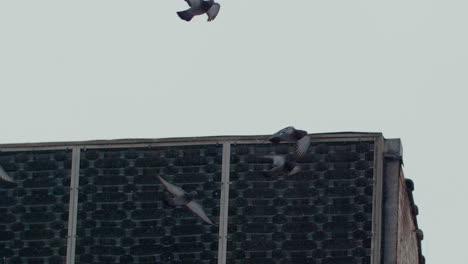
268, 126, 311, 159
413, 229, 424, 240
177, 0, 221, 22
259, 155, 301, 177
157, 175, 215, 225
0, 165, 16, 183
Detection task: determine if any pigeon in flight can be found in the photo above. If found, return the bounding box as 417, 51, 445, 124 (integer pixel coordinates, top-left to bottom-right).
177, 0, 221, 22
268, 126, 311, 159
259, 155, 301, 177
0, 165, 15, 183
157, 175, 215, 225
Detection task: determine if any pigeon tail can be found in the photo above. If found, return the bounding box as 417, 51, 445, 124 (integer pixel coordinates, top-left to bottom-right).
177, 11, 193, 21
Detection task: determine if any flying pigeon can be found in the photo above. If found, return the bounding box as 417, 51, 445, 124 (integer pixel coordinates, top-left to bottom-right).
157, 175, 215, 225
268, 126, 311, 159
259, 155, 301, 177
177, 0, 221, 22
0, 165, 15, 183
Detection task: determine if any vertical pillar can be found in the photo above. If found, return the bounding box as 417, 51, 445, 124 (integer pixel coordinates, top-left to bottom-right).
66, 147, 81, 264
371, 136, 385, 264
382, 139, 403, 264
217, 142, 231, 264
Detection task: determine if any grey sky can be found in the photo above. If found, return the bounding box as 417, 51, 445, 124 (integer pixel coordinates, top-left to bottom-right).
1, 0, 467, 262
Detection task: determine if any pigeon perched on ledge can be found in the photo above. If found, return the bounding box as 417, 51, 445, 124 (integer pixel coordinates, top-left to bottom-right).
177, 0, 221, 22
414, 229, 424, 240
157, 175, 215, 225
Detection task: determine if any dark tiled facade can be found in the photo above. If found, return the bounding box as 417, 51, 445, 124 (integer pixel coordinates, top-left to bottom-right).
75, 146, 222, 264
227, 142, 375, 264
0, 150, 72, 264
0, 133, 423, 264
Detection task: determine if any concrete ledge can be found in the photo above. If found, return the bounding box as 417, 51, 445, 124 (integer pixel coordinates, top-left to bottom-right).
0, 132, 383, 151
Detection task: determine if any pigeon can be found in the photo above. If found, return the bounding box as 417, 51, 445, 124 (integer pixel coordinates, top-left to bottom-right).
0, 165, 15, 183
157, 175, 215, 225
177, 0, 220, 22
268, 126, 311, 159
414, 229, 424, 240
259, 155, 301, 177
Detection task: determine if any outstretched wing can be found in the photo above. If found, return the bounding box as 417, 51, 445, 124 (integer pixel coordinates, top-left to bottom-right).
185, 0, 201, 7
186, 201, 215, 225
0, 165, 15, 183
206, 3, 220, 21
157, 175, 185, 196
295, 135, 311, 159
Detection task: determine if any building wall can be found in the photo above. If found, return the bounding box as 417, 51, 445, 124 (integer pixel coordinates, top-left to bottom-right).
0, 134, 389, 264
75, 145, 222, 264
396, 173, 419, 264
227, 141, 376, 264
0, 150, 72, 264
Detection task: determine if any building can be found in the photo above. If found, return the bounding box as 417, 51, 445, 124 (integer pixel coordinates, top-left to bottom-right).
0, 132, 423, 264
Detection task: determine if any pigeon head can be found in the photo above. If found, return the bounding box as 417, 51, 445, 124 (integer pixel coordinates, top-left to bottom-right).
268, 126, 295, 143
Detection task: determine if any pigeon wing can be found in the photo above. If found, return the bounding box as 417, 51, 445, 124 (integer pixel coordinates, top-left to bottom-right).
287, 166, 301, 176
206, 3, 220, 21
0, 165, 15, 183
295, 135, 311, 159
186, 201, 215, 225
157, 176, 185, 196
185, 0, 201, 7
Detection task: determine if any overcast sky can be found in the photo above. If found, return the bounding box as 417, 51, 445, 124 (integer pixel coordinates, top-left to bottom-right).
1, 0, 467, 262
